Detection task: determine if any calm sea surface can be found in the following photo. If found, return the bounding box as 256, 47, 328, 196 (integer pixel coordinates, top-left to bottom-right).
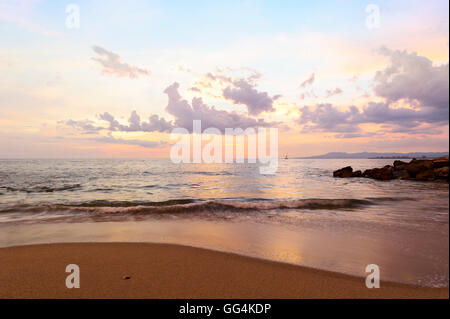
0, 159, 448, 287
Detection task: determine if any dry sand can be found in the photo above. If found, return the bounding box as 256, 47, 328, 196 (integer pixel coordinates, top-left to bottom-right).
0, 242, 447, 299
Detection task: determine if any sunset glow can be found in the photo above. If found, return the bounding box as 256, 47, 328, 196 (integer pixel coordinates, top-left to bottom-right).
0, 0, 448, 158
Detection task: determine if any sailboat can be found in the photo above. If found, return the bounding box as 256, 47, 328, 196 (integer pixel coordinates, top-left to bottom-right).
284, 154, 288, 160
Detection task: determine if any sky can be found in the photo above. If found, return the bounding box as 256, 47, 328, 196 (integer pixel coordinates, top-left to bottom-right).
0, 0, 448, 158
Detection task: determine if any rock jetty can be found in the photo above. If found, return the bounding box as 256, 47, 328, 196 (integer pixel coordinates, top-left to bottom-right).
333, 157, 449, 182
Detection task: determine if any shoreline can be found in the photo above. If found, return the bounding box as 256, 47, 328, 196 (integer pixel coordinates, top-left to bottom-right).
0, 242, 448, 299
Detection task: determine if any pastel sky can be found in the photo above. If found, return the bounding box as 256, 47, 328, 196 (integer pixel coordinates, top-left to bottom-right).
0, 0, 448, 158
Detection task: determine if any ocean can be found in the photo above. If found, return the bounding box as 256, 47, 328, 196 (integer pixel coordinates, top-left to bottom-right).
0, 158, 448, 287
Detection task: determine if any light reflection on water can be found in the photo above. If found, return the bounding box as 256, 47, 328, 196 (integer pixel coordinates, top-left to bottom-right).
1, 158, 447, 204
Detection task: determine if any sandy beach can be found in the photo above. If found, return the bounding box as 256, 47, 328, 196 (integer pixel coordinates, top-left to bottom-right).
0, 242, 447, 299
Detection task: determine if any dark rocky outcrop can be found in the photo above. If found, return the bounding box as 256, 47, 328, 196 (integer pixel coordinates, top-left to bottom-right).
415, 169, 435, 181
333, 166, 353, 177
393, 169, 410, 180
434, 166, 449, 180
352, 170, 362, 177
333, 156, 449, 182
362, 165, 393, 180
393, 160, 408, 168
333, 166, 353, 178
432, 157, 449, 169
403, 159, 433, 178
333, 166, 362, 178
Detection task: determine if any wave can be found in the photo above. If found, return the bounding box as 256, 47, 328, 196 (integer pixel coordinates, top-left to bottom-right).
0, 184, 81, 193
68, 199, 196, 207
0, 198, 375, 215
365, 196, 416, 202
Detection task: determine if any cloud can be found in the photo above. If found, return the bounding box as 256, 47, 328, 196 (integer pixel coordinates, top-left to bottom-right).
223, 79, 280, 115
61, 119, 104, 134
142, 114, 174, 132
63, 111, 173, 134
60, 119, 171, 149
300, 90, 318, 100
334, 132, 377, 139
360, 101, 441, 125
91, 134, 169, 149
165, 82, 276, 132
325, 87, 343, 98
299, 101, 446, 137
176, 65, 192, 73
374, 47, 449, 119
299, 73, 315, 88
92, 46, 151, 79
299, 73, 318, 100
63, 82, 276, 136
97, 112, 119, 129
299, 103, 361, 134
192, 69, 280, 115
299, 48, 449, 137
99, 111, 173, 132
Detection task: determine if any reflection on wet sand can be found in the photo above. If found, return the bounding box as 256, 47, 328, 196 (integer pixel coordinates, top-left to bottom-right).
1, 218, 448, 287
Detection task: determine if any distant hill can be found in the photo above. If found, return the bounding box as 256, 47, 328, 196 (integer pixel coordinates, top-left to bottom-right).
298, 152, 449, 159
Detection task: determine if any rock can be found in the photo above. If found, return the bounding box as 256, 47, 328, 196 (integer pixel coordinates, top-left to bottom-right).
363, 165, 393, 180
122, 276, 131, 280
334, 156, 449, 182
363, 169, 372, 178
434, 167, 449, 180
333, 167, 362, 178
393, 160, 409, 171
393, 160, 408, 168
376, 165, 394, 180
415, 169, 435, 181
352, 170, 362, 177
393, 169, 410, 180
333, 166, 354, 178
404, 159, 433, 177
362, 169, 373, 178
432, 156, 449, 169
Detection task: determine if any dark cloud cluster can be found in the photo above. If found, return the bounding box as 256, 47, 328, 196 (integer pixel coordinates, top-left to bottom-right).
299, 48, 449, 137
92, 46, 151, 79
165, 82, 274, 132
374, 47, 448, 118
299, 104, 361, 133
63, 82, 277, 142
299, 101, 444, 136
194, 70, 280, 115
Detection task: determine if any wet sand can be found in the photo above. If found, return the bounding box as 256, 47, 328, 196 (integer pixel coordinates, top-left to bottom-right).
0, 243, 447, 299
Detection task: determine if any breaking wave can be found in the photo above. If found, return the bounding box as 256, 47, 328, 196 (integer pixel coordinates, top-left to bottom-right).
0, 198, 380, 216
